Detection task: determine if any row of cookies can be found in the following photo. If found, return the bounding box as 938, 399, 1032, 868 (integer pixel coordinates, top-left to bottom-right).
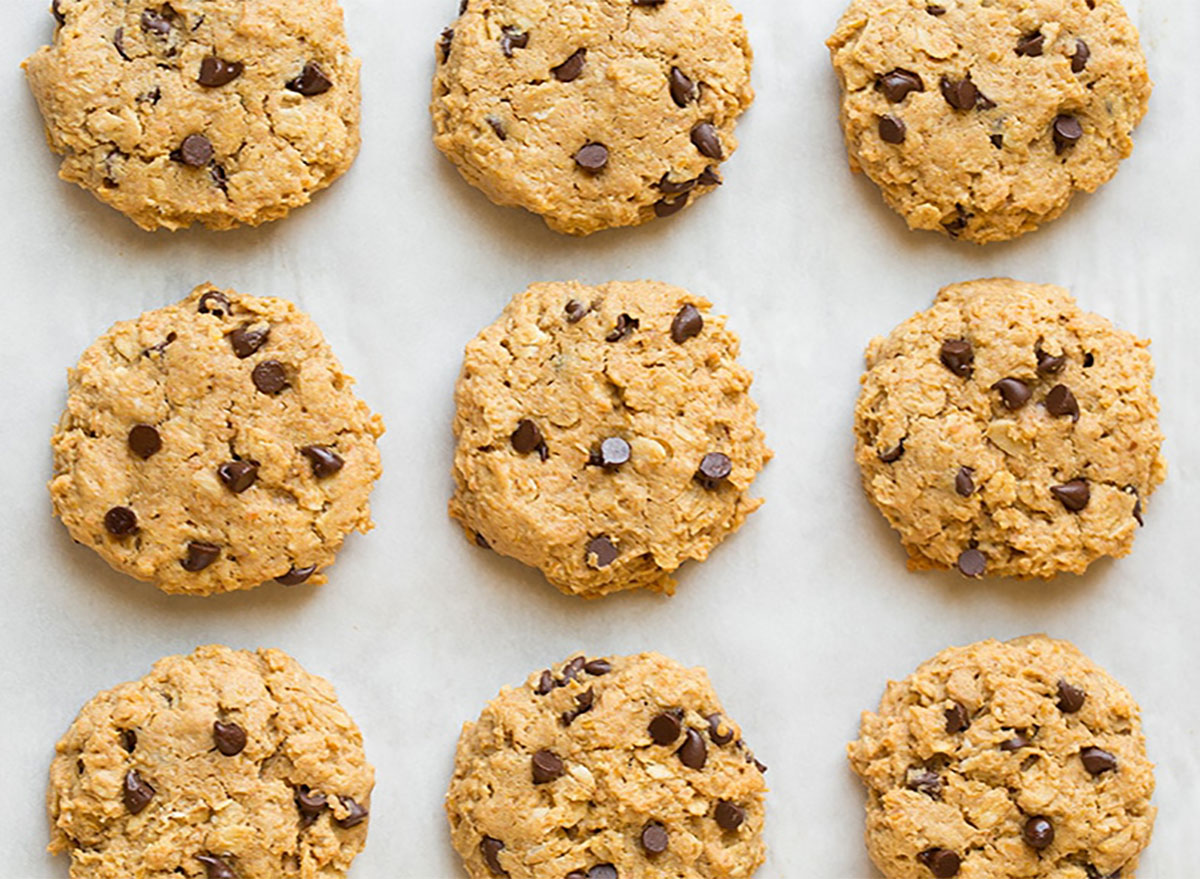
49, 635, 1154, 878
24, 0, 1151, 244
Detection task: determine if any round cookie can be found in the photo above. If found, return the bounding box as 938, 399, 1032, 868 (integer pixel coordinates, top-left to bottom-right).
848, 636, 1156, 879
854, 278, 1164, 579
50, 283, 384, 596
23, 0, 360, 231
431, 0, 754, 235
447, 652, 768, 879
827, 0, 1151, 244
450, 281, 769, 598
48, 645, 374, 879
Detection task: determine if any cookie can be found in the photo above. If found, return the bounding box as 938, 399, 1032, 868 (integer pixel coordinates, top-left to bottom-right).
48, 645, 374, 879
447, 652, 768, 879
827, 0, 1151, 244
854, 278, 1165, 579
450, 281, 769, 598
431, 0, 753, 235
849, 636, 1156, 879
23, 0, 360, 231
50, 284, 384, 596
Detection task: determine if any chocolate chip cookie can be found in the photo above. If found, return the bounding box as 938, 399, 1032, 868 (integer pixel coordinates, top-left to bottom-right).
431, 0, 754, 235
849, 636, 1156, 879
450, 281, 769, 598
827, 0, 1151, 243
48, 645, 374, 879
854, 278, 1165, 579
447, 652, 768, 879
23, 0, 361, 230
50, 284, 384, 595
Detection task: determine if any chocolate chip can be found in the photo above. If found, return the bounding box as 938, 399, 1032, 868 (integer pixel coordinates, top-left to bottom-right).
123, 769, 155, 814
992, 377, 1032, 410
301, 445, 344, 478
677, 728, 708, 769
120, 729, 138, 753
480, 837, 507, 875
585, 535, 618, 568
584, 658, 612, 675
511, 419, 545, 455
918, 849, 961, 878
1130, 488, 1144, 526
695, 452, 733, 489
1053, 114, 1083, 154
196, 854, 237, 879
276, 564, 317, 586
1001, 732, 1031, 751
944, 701, 970, 734
939, 75, 979, 110
990, 134, 1004, 149
565, 299, 589, 323
1083, 352, 1095, 368
926, 5, 946, 14
439, 28, 454, 62
707, 713, 734, 745
955, 467, 975, 497
198, 56, 243, 87
1036, 346, 1066, 374
52, 0, 65, 25
879, 114, 906, 144
588, 866, 618, 879
561, 687, 595, 726
877, 69, 924, 102
218, 460, 259, 494
943, 204, 972, 236
641, 822, 669, 855
671, 304, 704, 343
1016, 32, 1045, 56
1045, 384, 1080, 420
1052, 479, 1090, 512
535, 670, 555, 695
126, 424, 162, 460
939, 339, 974, 377
669, 67, 698, 106
175, 134, 214, 167
499, 26, 528, 58
296, 786, 328, 825
229, 326, 269, 358
714, 800, 745, 830
606, 313, 638, 342
654, 193, 689, 217
1022, 816, 1055, 849
632, 0, 665, 6
878, 441, 905, 463
182, 541, 221, 572
114, 27, 130, 60
531, 749, 564, 784
286, 61, 332, 96
552, 48, 586, 82
213, 720, 247, 756
905, 768, 943, 798
104, 506, 138, 536
1080, 746, 1117, 775
199, 290, 231, 316
210, 163, 229, 192
335, 797, 369, 828
957, 548, 986, 578
575, 142, 609, 173
690, 122, 724, 159
141, 8, 173, 35
1058, 679, 1087, 713
1072, 39, 1090, 73
1085, 868, 1121, 879
251, 360, 288, 394
649, 711, 682, 744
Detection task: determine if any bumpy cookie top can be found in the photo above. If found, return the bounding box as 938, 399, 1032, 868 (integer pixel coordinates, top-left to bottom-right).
431, 0, 753, 235
848, 636, 1156, 879
827, 0, 1151, 243
23, 0, 360, 230
450, 281, 769, 598
50, 284, 384, 596
48, 645, 374, 879
447, 652, 768, 879
855, 278, 1164, 579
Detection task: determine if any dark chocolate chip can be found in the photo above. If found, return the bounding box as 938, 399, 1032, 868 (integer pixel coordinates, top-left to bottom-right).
1022, 816, 1055, 849
296, 786, 328, 825
1001, 732, 1031, 751
561, 656, 587, 684
1080, 746, 1117, 775
199, 290, 231, 316
1130, 489, 1144, 526
918, 848, 961, 878
301, 446, 344, 478
480, 837, 507, 875
251, 360, 288, 394
439, 28, 454, 63
1053, 114, 1083, 154
879, 114, 906, 144
213, 720, 247, 756
695, 452, 733, 489
210, 163, 229, 192
992, 377, 1032, 410
878, 441, 905, 463
473, 531, 491, 549
878, 68, 924, 102
175, 134, 214, 167
991, 133, 1004, 149
123, 769, 156, 814
654, 193, 689, 217
708, 713, 734, 745
52, 0, 65, 25
1036, 347, 1066, 375
632, 0, 665, 6
531, 749, 565, 784
182, 541, 221, 572
552, 48, 586, 82
697, 165, 721, 186
141, 8, 173, 35
335, 797, 369, 828
1083, 352, 1095, 368
940, 339, 974, 377
945, 701, 970, 734
565, 299, 589, 323
105, 506, 138, 536
649, 711, 682, 744
690, 122, 724, 159
677, 728, 708, 769
671, 304, 704, 343
114, 27, 130, 60
575, 142, 609, 172
955, 467, 975, 497
536, 670, 555, 695
1045, 384, 1080, 420
957, 548, 986, 578
939, 76, 979, 110
1085, 868, 1121, 879
588, 866, 618, 879
499, 26, 528, 58
943, 205, 972, 236
1057, 679, 1087, 713
926, 5, 946, 14
590, 437, 631, 470
128, 424, 162, 459
606, 313, 639, 342
715, 800, 745, 830
287, 61, 332, 96
584, 659, 612, 676
196, 854, 238, 879
276, 564, 317, 586
669, 67, 698, 106
120, 729, 138, 753
585, 535, 618, 568
229, 326, 269, 358
1051, 479, 1090, 512
561, 687, 595, 726
511, 419, 545, 455
1072, 39, 1090, 73
218, 460, 259, 494
641, 821, 669, 855
907, 769, 943, 798
1016, 32, 1045, 56
198, 56, 243, 87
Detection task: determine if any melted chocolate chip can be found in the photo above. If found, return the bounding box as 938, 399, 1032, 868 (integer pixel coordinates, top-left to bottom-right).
301, 446, 344, 478
671, 304, 704, 343
879, 114, 906, 144
669, 67, 698, 106
198, 56, 243, 87
335, 797, 369, 828
641, 821, 669, 855
957, 548, 986, 578
697, 166, 721, 186
585, 535, 618, 568
141, 8, 174, 36
695, 452, 733, 489
1051, 479, 1090, 512
175, 134, 214, 167
1080, 746, 1117, 775
992, 377, 1032, 409
287, 61, 332, 96
1045, 384, 1080, 420
907, 768, 943, 797
878, 69, 924, 102
552, 48, 586, 82
654, 193, 689, 217
715, 800, 745, 830
575, 142, 609, 173
1016, 31, 1045, 57
251, 360, 287, 394
276, 564, 317, 586
1022, 816, 1055, 849
196, 854, 237, 879
945, 701, 970, 734
296, 786, 328, 825
480, 837, 507, 875
1057, 679, 1087, 713
105, 506, 138, 536
649, 711, 682, 744
1053, 114, 1083, 154
918, 848, 961, 878
213, 720, 247, 756
123, 769, 156, 814
955, 467, 975, 497
531, 749, 565, 784
690, 122, 724, 159
499, 26, 528, 58
229, 326, 269, 358
199, 290, 231, 316
1000, 732, 1031, 751
940, 339, 974, 377
181, 541, 221, 572
677, 728, 708, 769
218, 461, 258, 494
606, 313, 638, 342
1036, 346, 1066, 374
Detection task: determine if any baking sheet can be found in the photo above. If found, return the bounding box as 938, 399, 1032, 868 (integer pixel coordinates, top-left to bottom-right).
1, 0, 1196, 875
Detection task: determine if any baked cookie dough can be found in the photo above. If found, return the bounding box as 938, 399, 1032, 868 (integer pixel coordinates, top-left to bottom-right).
849, 636, 1156, 879
447, 652, 768, 879
23, 0, 360, 231
48, 645, 374, 879
827, 0, 1151, 244
854, 278, 1164, 579
450, 281, 769, 598
431, 0, 754, 235
50, 283, 384, 596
